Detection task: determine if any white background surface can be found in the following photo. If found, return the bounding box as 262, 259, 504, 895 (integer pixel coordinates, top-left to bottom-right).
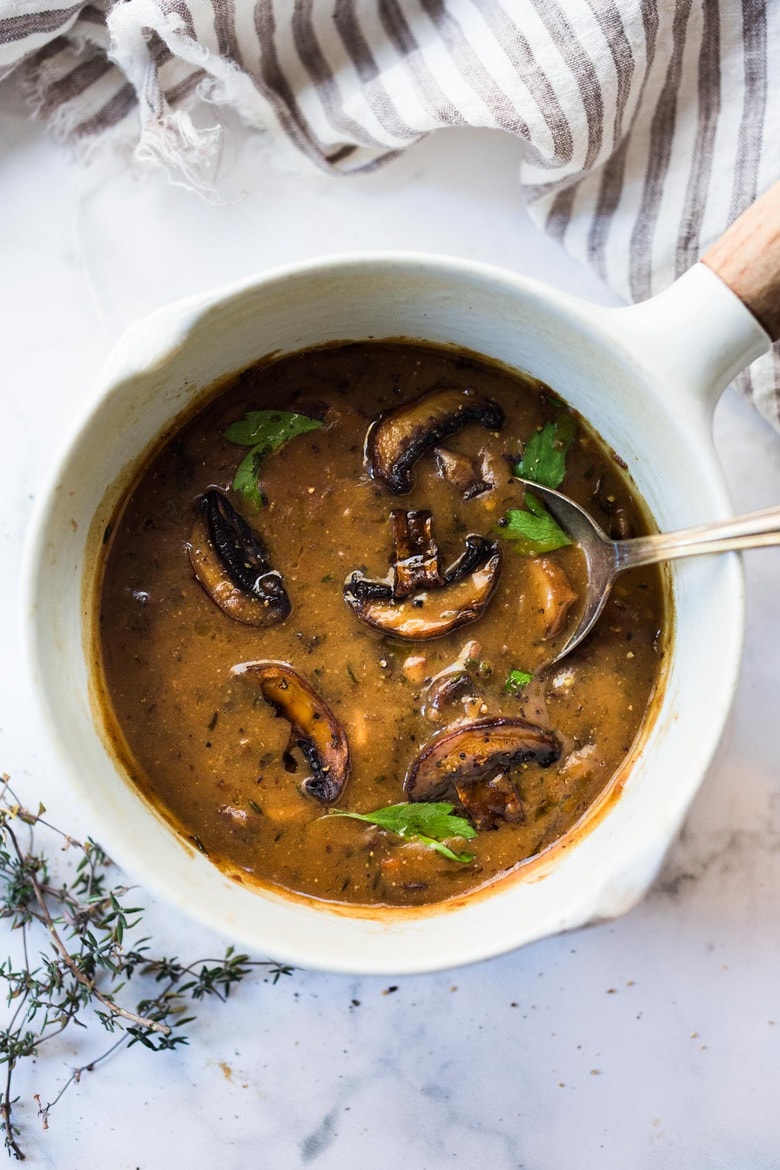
3, 76, 780, 1168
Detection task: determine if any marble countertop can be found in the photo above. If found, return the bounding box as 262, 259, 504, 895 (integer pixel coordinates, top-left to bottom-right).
3, 77, 780, 1169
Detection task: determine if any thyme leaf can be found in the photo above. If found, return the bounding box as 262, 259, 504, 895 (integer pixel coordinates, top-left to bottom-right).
0, 775, 293, 1161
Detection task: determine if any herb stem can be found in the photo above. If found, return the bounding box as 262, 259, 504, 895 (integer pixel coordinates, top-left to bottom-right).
4, 824, 171, 1039
1, 1065, 23, 1161
36, 1032, 129, 1129
0, 776, 294, 1159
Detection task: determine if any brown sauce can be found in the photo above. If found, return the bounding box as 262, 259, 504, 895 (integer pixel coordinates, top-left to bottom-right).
96, 341, 668, 908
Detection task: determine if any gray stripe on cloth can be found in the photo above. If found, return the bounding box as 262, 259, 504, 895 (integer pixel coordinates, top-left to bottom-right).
675, 0, 721, 274
292, 0, 390, 152
333, 0, 417, 140
0, 3, 82, 46
583, 0, 635, 150
166, 0, 198, 43
254, 0, 348, 167
734, 0, 777, 425
586, 136, 629, 279
145, 28, 173, 69
585, 0, 660, 279
583, 0, 651, 277
214, 0, 241, 67
79, 5, 107, 26
165, 66, 208, 106
37, 51, 112, 115
629, 0, 694, 301
482, 0, 573, 166
418, 0, 538, 146
73, 79, 136, 137
727, 1, 771, 420
729, 0, 768, 222
546, 183, 578, 241
22, 32, 67, 68
528, 0, 604, 172
377, 0, 466, 126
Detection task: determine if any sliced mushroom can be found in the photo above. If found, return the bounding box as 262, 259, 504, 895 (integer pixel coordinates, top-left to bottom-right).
526, 556, 578, 638
391, 509, 443, 597
558, 742, 599, 784
232, 661, 350, 803
591, 475, 635, 540
434, 446, 492, 500
365, 387, 505, 494
425, 670, 477, 713
404, 716, 560, 804
401, 654, 428, 685
422, 639, 482, 720
344, 510, 501, 640
187, 489, 291, 626
455, 773, 526, 830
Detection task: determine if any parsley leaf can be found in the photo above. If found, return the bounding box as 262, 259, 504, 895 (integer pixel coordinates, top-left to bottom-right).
504, 668, 533, 694
225, 410, 322, 506
496, 492, 572, 556
414, 835, 475, 863
516, 413, 577, 489
330, 802, 477, 864
232, 448, 265, 509
225, 410, 322, 449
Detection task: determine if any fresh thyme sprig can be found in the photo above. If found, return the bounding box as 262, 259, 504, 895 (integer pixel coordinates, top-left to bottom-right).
0, 775, 293, 1161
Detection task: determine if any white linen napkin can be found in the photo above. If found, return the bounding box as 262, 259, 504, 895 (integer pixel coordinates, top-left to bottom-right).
3, 0, 778, 427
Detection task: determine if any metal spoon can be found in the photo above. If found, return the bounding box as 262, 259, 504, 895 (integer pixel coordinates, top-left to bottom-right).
514, 478, 780, 663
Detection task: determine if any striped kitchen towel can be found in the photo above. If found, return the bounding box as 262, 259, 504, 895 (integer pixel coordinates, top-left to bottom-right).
3, 1, 779, 427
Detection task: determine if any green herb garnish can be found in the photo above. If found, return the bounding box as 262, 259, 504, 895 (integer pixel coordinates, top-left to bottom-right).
330, 802, 477, 864
496, 492, 572, 556
0, 778, 292, 1159
231, 448, 265, 509
504, 668, 533, 694
225, 410, 322, 507
516, 413, 577, 489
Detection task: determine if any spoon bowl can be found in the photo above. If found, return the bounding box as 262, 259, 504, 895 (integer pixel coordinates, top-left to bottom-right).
521, 478, 780, 663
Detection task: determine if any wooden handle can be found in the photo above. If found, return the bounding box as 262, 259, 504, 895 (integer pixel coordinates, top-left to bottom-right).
701, 181, 780, 341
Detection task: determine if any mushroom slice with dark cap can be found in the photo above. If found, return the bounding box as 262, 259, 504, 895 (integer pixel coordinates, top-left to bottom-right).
434, 447, 492, 500
344, 509, 501, 640
365, 387, 505, 494
187, 489, 291, 626
232, 661, 350, 803
527, 556, 579, 639
391, 508, 444, 597
425, 670, 478, 715
455, 773, 526, 831
404, 716, 560, 804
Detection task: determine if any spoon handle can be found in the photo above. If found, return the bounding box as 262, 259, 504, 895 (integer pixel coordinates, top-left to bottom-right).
614, 504, 780, 570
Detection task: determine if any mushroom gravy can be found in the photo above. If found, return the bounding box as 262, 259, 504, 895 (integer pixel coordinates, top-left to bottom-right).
96, 341, 668, 908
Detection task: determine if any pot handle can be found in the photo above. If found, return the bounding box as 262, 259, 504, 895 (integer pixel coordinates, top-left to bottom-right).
702, 180, 780, 342
600, 185, 780, 420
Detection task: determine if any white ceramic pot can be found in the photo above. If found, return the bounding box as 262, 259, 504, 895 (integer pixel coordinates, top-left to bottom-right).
22, 245, 772, 975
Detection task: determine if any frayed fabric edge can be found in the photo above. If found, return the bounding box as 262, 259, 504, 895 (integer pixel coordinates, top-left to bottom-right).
17, 0, 315, 198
